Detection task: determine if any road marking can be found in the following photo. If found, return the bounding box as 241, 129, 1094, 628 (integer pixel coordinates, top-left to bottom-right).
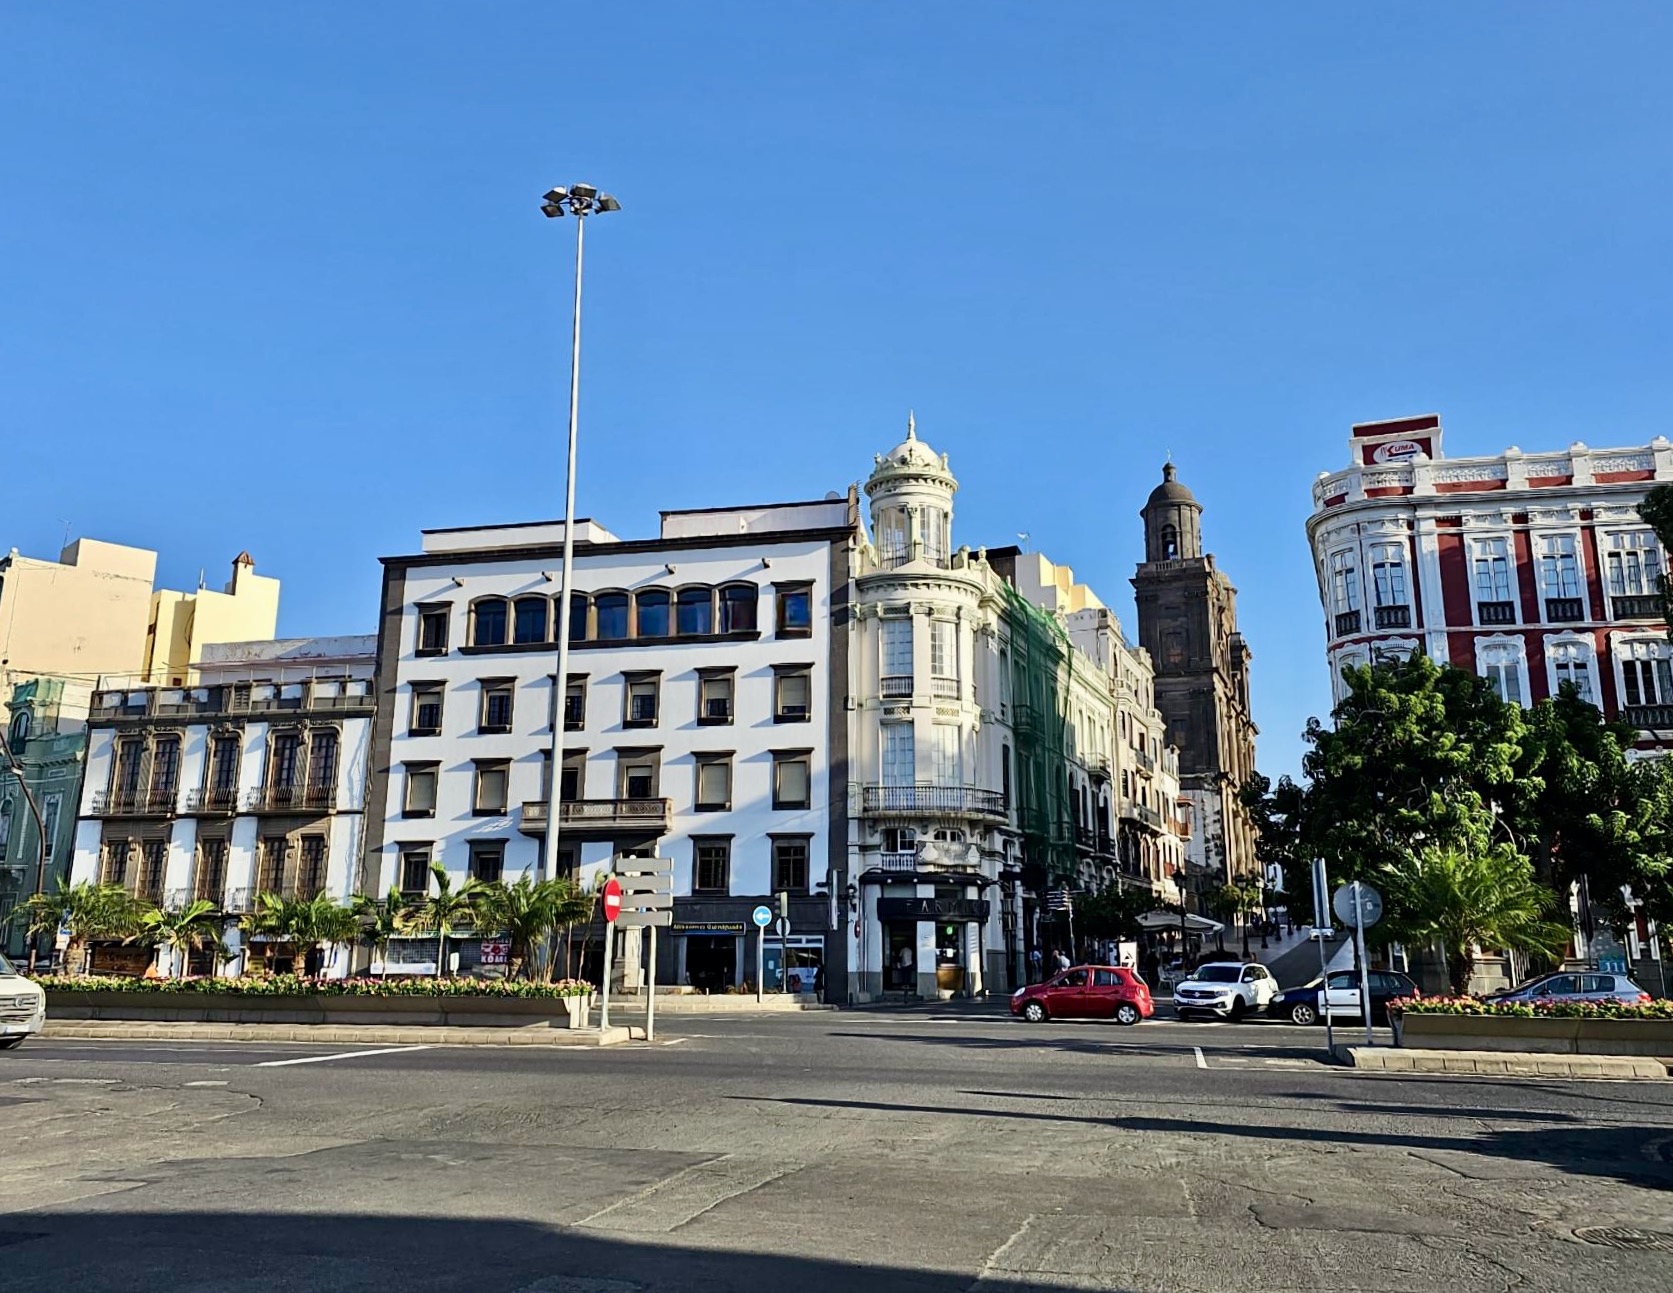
253, 1045, 431, 1068
1193, 1046, 1208, 1069
184, 1080, 230, 1087
660, 1038, 688, 1046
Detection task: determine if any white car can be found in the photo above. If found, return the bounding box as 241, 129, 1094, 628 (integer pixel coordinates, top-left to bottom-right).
0, 951, 45, 1050
1172, 961, 1279, 1020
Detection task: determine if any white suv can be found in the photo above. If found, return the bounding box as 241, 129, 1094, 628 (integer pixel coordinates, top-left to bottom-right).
1173, 961, 1278, 1020
0, 952, 45, 1050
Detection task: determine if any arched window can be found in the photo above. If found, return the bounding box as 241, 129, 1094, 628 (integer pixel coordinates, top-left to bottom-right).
595, 592, 630, 640
1161, 524, 1179, 560
676, 587, 713, 636
636, 589, 670, 638
8, 711, 30, 748
877, 510, 908, 566
0, 800, 11, 855
513, 596, 549, 645
471, 597, 509, 647
564, 593, 589, 643
922, 510, 947, 565
718, 583, 757, 633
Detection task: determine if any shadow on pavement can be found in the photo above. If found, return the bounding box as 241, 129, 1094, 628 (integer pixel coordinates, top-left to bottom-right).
727, 1094, 1673, 1192
0, 1210, 1106, 1293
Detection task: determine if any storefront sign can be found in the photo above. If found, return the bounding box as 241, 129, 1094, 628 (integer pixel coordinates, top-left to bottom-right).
876, 897, 990, 922
479, 938, 510, 966
674, 922, 748, 934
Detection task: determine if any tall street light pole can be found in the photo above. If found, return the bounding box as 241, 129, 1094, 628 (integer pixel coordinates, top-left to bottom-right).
539, 184, 620, 887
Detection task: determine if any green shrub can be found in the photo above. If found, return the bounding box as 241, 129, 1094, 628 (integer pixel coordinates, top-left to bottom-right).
1392, 995, 1673, 1020
38, 974, 596, 999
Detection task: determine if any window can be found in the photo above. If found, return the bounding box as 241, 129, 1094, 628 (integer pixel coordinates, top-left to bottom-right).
636, 589, 670, 638
1606, 531, 1663, 597
624, 674, 660, 726
411, 684, 444, 736
698, 670, 734, 724
141, 839, 167, 898
774, 667, 811, 722
1093, 969, 1121, 988
8, 711, 30, 749
773, 751, 811, 809
718, 584, 758, 633
595, 591, 630, 640
881, 617, 913, 678
930, 620, 954, 679
513, 596, 549, 645
619, 755, 659, 800
1329, 550, 1360, 613
0, 801, 9, 855
468, 841, 504, 884
1538, 534, 1582, 598
473, 760, 510, 815
1161, 525, 1179, 559
922, 508, 948, 565
400, 846, 432, 895
258, 836, 288, 893
1619, 639, 1673, 708
1479, 641, 1526, 706
1370, 543, 1407, 607
559, 752, 585, 800
878, 510, 908, 566
1472, 538, 1512, 602
100, 839, 129, 885
196, 837, 228, 902
480, 680, 514, 733
269, 732, 301, 791
151, 736, 181, 797
308, 729, 338, 795
297, 835, 326, 898
563, 677, 586, 730
404, 763, 438, 816
209, 735, 239, 793
881, 723, 915, 786
676, 587, 713, 635
694, 754, 733, 811
417, 605, 450, 654
471, 598, 509, 647
566, 592, 589, 642
932, 724, 961, 785
114, 738, 144, 795
771, 836, 810, 891
1001, 744, 1012, 807
40, 792, 61, 853
1548, 639, 1596, 704
693, 838, 730, 893
777, 584, 812, 636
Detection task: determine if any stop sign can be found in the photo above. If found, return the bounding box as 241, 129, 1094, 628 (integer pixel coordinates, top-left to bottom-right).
602, 877, 623, 924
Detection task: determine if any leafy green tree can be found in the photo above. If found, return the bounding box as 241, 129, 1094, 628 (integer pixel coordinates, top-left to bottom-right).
1637, 486, 1673, 629
134, 900, 227, 977
242, 893, 359, 975
1240, 772, 1311, 923
351, 887, 412, 977
1075, 885, 1150, 944
10, 881, 146, 976
408, 862, 486, 979
1379, 843, 1572, 994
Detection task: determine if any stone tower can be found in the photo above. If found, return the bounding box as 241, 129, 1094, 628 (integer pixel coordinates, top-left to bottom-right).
1131, 462, 1259, 899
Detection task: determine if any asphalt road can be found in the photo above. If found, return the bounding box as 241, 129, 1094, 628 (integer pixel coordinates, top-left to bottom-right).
4, 1006, 1671, 1292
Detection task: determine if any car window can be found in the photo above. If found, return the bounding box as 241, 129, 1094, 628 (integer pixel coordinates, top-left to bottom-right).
1582, 975, 1615, 994
1375, 973, 1411, 993
1060, 969, 1089, 987
1240, 967, 1259, 982
1327, 972, 1355, 990
1194, 966, 1242, 983
1541, 975, 1578, 995
1093, 969, 1120, 988
0, 951, 15, 977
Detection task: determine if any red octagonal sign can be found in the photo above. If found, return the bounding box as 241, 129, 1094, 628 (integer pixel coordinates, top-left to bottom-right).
602, 877, 623, 924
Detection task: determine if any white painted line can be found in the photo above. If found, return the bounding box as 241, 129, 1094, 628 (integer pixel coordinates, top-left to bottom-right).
254, 1045, 431, 1068
1193, 1046, 1208, 1070
660, 1037, 688, 1046
184, 1080, 230, 1087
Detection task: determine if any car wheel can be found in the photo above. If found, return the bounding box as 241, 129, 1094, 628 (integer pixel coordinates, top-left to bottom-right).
0, 1037, 23, 1051
1290, 1002, 1317, 1026
1229, 997, 1246, 1021
1022, 1001, 1048, 1023
1114, 1003, 1141, 1026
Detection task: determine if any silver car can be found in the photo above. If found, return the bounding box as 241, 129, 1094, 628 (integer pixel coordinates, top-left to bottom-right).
1489, 971, 1649, 1005
0, 951, 46, 1050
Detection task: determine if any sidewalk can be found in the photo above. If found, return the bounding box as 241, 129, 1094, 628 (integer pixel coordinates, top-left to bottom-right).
1344, 1045, 1669, 1080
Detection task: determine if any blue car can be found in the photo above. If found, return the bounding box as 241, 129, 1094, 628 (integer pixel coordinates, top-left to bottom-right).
1269, 969, 1417, 1026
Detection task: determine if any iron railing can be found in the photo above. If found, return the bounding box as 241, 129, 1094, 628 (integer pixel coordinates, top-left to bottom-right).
880, 676, 914, 699
246, 785, 337, 813
1623, 704, 1673, 732
91, 789, 178, 816
860, 785, 1007, 818
1612, 594, 1662, 621
1477, 600, 1517, 625
519, 798, 672, 833
1334, 610, 1362, 636
1373, 604, 1412, 629
1544, 597, 1585, 623
184, 786, 240, 814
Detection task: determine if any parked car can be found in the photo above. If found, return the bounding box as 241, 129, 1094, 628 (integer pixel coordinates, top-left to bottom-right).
1011, 965, 1154, 1025
1270, 970, 1418, 1025
1172, 961, 1279, 1019
1487, 972, 1651, 1006
0, 952, 45, 1050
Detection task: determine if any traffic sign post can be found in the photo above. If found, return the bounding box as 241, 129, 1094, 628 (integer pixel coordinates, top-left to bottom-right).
1311, 860, 1333, 1054
612, 860, 674, 1040
600, 877, 623, 1032
752, 904, 772, 1003
1333, 881, 1383, 1047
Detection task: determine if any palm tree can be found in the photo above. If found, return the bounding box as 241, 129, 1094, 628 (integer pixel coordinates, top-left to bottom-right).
134, 900, 227, 978
11, 881, 145, 976
1381, 843, 1573, 995
351, 887, 412, 977
241, 893, 360, 976
409, 862, 485, 978
473, 873, 594, 980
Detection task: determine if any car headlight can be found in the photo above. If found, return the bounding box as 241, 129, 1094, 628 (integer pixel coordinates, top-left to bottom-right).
1012, 988, 1025, 998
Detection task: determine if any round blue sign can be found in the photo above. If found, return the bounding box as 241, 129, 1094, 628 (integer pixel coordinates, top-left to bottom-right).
751, 905, 773, 928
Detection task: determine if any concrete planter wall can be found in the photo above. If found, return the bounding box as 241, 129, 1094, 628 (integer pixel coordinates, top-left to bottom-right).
45, 990, 590, 1030
1399, 1011, 1673, 1056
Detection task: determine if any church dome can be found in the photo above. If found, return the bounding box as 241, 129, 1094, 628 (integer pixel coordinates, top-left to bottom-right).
865, 412, 957, 496
1146, 462, 1199, 509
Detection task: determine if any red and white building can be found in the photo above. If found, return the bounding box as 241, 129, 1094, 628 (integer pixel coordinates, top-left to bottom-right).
1307, 415, 1673, 747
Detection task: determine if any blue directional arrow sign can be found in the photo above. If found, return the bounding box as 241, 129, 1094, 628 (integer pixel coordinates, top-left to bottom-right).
751, 905, 773, 929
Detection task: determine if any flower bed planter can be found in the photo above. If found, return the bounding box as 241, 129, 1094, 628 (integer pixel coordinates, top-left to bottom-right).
1398, 1011, 1673, 1057
43, 988, 593, 1030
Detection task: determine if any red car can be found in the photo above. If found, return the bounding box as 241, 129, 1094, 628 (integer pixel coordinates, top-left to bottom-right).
1010, 965, 1154, 1025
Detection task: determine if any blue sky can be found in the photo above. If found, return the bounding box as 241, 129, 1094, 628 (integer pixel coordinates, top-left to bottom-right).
5, 5, 1672, 779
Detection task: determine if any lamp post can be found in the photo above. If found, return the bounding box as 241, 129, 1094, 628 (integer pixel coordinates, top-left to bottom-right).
539, 184, 620, 889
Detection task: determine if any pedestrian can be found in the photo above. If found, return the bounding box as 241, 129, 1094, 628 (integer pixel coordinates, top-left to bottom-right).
1028, 945, 1043, 983
1054, 949, 1070, 975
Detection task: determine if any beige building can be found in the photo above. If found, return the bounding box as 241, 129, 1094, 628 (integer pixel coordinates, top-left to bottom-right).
145, 552, 281, 685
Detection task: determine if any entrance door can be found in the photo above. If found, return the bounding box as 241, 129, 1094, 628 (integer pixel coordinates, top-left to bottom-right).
684, 936, 736, 994
885, 924, 916, 992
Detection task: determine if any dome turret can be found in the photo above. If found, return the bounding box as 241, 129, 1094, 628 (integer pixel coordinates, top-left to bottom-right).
1141, 461, 1203, 562
865, 412, 957, 567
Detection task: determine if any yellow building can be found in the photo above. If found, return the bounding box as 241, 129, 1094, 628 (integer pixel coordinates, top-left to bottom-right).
144, 552, 281, 684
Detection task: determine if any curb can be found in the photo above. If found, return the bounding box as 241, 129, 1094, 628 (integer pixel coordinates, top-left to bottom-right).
1344, 1045, 1671, 1080
41, 1021, 638, 1048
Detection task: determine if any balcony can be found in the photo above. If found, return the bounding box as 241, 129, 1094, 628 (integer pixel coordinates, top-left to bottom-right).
1334, 610, 1362, 636
1477, 600, 1517, 626
91, 789, 178, 817
930, 676, 960, 700
90, 678, 374, 723
1132, 746, 1156, 775
880, 675, 914, 699
1612, 594, 1663, 621
860, 785, 1007, 820
1544, 597, 1585, 623
878, 852, 918, 872
519, 797, 673, 837
247, 785, 337, 814
1623, 704, 1673, 732
184, 786, 240, 814
1120, 802, 1165, 833
1373, 604, 1412, 630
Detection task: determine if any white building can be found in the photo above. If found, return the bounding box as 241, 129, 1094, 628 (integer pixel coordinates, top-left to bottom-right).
363, 500, 860, 987
68, 636, 376, 976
